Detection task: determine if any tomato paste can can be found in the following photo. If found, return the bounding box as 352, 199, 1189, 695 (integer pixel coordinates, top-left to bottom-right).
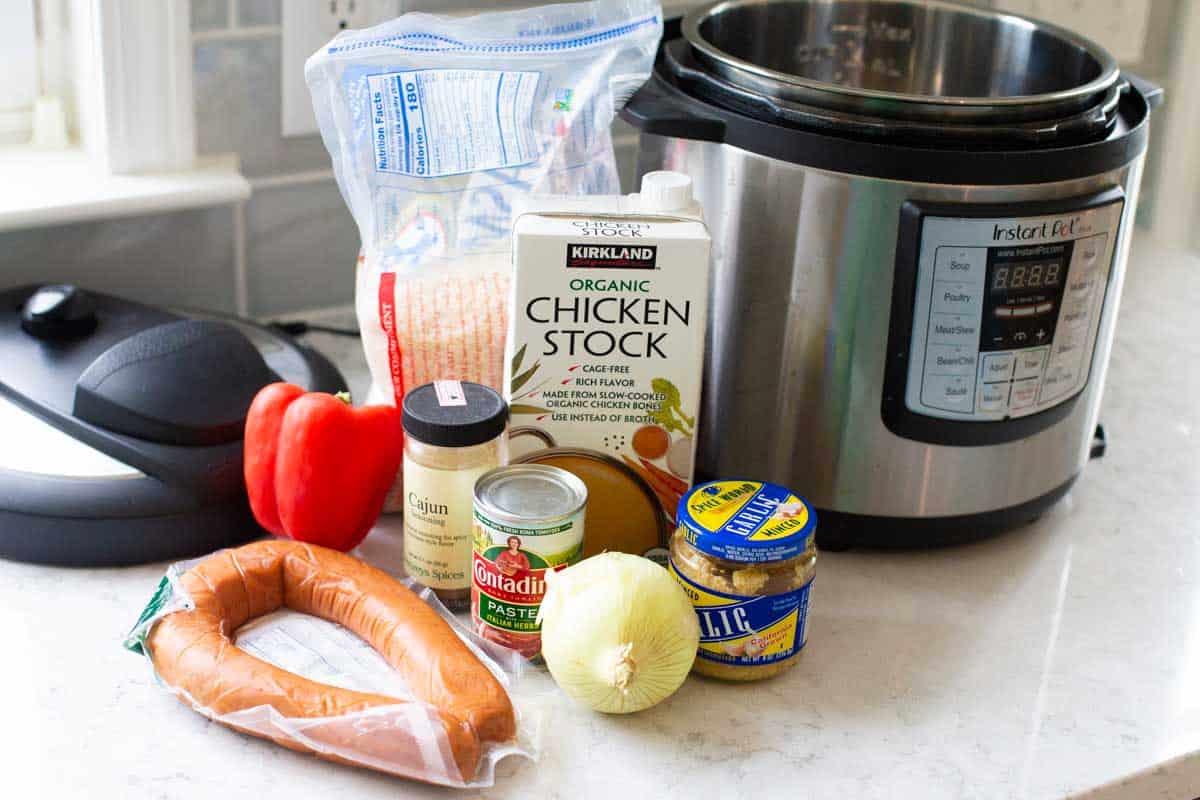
471, 464, 587, 659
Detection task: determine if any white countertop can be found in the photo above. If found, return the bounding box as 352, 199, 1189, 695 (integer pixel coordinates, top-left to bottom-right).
2, 238, 1199, 800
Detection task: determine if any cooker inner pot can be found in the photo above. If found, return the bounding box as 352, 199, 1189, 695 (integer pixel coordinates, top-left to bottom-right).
689, 0, 1117, 112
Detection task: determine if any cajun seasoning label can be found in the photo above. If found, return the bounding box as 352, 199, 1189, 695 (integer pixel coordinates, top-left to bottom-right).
470, 506, 584, 660
404, 462, 493, 592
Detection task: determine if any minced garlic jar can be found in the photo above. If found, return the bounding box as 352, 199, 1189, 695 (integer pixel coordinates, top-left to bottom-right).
669, 480, 817, 681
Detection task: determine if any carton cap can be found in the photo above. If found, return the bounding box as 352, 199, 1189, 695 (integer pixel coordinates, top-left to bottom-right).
639, 171, 693, 213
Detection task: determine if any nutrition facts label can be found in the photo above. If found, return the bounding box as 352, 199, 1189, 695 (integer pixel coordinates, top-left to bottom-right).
366, 69, 540, 178
904, 200, 1124, 421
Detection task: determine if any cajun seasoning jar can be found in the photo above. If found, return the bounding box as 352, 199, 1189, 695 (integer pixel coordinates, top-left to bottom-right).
669, 480, 817, 681
402, 381, 507, 611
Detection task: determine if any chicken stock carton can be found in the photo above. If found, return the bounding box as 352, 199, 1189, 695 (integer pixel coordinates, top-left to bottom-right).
506, 172, 711, 560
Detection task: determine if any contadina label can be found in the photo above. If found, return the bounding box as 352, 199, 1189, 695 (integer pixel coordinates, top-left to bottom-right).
471, 464, 587, 660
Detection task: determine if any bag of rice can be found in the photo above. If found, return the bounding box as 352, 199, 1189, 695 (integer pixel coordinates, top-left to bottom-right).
306, 2, 662, 416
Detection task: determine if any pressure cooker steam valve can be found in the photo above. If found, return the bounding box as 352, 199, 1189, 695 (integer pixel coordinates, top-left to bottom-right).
20, 284, 98, 340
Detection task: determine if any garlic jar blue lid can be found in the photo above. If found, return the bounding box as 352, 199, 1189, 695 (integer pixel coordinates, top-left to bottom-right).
675, 480, 816, 563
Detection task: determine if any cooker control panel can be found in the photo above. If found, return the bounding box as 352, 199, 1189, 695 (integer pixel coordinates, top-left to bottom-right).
903, 199, 1124, 422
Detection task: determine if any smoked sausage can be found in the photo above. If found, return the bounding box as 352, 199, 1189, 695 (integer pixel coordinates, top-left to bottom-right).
146, 540, 516, 784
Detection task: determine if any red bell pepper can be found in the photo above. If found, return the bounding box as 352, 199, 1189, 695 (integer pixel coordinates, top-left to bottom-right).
244, 383, 402, 551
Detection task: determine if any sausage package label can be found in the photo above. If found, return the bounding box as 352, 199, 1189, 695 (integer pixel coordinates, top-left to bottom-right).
507, 181, 711, 533
123, 571, 191, 655
670, 563, 813, 667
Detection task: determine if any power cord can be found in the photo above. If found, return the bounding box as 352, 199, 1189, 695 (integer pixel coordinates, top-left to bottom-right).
269, 320, 361, 338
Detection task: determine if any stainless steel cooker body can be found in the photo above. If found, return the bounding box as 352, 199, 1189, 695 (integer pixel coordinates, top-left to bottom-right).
623, 0, 1157, 545
637, 134, 1143, 533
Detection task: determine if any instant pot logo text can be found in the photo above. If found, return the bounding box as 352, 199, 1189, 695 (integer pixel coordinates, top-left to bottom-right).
992, 215, 1093, 242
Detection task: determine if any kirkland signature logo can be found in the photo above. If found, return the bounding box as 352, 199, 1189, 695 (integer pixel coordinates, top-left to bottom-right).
566, 244, 657, 270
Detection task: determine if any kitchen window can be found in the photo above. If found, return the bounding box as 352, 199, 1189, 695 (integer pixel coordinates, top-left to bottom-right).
0, 1, 42, 147
1, 0, 196, 168
0, 1, 248, 240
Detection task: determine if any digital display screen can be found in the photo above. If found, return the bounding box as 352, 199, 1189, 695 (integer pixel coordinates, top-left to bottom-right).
991, 261, 1063, 292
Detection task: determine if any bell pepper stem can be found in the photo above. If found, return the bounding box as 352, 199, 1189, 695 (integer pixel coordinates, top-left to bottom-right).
334, 391, 352, 405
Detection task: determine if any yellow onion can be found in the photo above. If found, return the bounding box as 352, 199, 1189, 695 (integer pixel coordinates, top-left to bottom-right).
538, 552, 699, 713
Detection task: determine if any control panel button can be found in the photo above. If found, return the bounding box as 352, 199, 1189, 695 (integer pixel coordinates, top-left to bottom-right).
1010, 379, 1039, 411
1052, 328, 1087, 362
1074, 234, 1107, 273
1013, 348, 1048, 381
924, 345, 977, 377
1040, 365, 1079, 401
922, 374, 974, 413
981, 353, 1015, 382
1059, 302, 1090, 329
977, 382, 1009, 412
928, 313, 980, 348
931, 281, 983, 317
1066, 273, 1097, 301
934, 247, 987, 284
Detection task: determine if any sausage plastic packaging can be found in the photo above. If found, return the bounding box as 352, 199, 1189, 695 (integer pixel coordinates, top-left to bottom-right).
124, 541, 541, 788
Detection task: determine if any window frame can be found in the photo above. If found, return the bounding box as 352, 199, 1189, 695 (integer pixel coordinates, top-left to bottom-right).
77, 0, 196, 174
0, 2, 248, 273
0, 0, 39, 146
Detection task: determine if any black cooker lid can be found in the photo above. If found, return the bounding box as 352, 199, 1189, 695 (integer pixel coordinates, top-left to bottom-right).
0, 286, 347, 566
621, 27, 1158, 186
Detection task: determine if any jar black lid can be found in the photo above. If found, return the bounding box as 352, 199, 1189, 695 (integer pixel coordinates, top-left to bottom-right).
402, 381, 508, 447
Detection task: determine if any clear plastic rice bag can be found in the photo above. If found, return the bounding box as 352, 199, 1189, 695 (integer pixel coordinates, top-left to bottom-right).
124, 547, 544, 788
305, 1, 662, 408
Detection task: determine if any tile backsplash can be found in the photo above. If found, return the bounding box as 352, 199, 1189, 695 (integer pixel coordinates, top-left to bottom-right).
244, 180, 359, 315
0, 207, 239, 312
193, 35, 331, 179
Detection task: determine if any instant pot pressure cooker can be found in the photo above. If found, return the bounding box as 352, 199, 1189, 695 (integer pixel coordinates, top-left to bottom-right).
622, 0, 1162, 547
